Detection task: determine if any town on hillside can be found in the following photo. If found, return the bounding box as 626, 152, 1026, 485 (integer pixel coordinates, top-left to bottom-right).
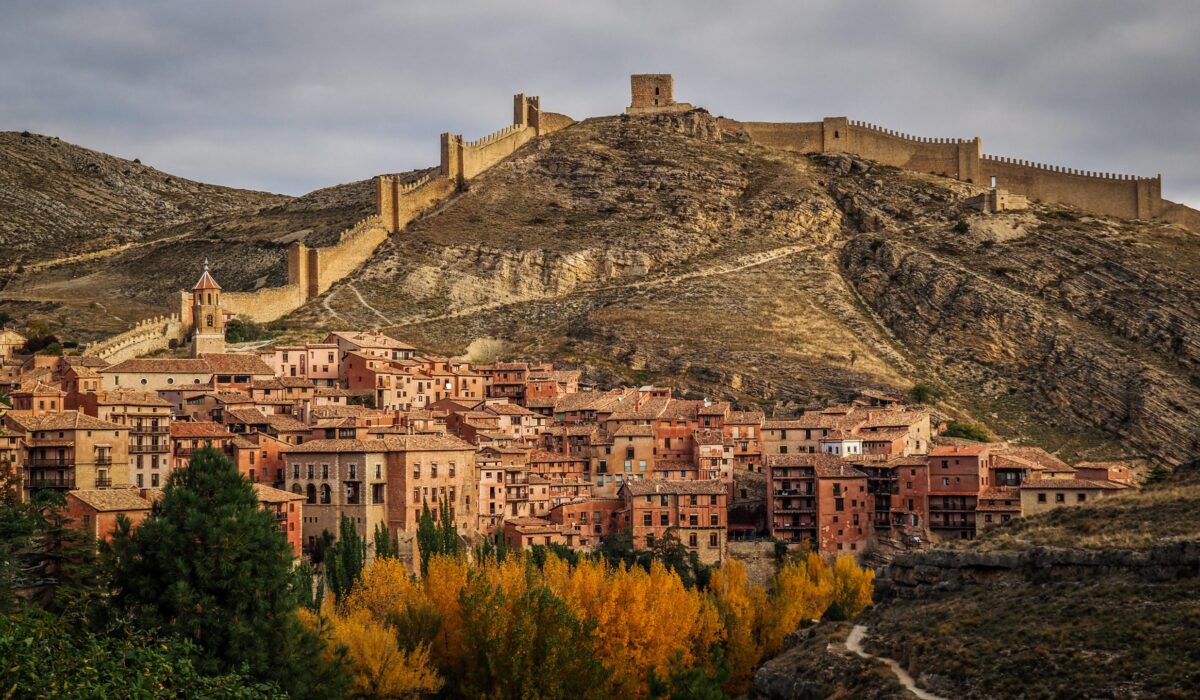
0, 261, 1133, 567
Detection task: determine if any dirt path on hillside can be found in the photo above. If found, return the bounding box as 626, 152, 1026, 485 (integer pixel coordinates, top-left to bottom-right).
845, 625, 947, 700
0, 232, 192, 274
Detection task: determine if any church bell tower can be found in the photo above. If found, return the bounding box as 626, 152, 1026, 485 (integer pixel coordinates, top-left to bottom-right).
190, 258, 226, 356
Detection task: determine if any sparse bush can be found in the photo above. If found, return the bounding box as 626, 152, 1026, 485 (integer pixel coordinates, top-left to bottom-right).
941, 420, 991, 442
952, 219, 970, 234
910, 382, 943, 404
464, 337, 508, 364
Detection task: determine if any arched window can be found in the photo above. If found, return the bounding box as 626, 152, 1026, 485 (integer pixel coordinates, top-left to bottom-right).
306, 484, 316, 504
834, 130, 840, 139
320, 484, 332, 505
291, 484, 302, 496
206, 314, 214, 327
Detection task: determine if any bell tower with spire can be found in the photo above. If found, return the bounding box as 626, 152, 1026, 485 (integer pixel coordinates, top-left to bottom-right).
190, 258, 226, 356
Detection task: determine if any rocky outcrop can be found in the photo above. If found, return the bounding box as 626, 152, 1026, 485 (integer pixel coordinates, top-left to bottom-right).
841, 235, 1200, 464
875, 540, 1200, 600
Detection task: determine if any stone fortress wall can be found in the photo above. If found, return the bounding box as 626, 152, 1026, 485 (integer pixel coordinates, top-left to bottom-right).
82, 313, 185, 364
216, 93, 572, 324
718, 114, 1165, 220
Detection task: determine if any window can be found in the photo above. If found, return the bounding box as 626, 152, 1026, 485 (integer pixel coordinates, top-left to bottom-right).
431, 464, 438, 478
292, 464, 300, 478
375, 464, 382, 479
835, 498, 844, 512
1077, 493, 1087, 502
710, 494, 718, 505
413, 463, 421, 478
643, 512, 652, 526
306, 484, 316, 504
321, 464, 329, 480
660, 513, 669, 526
660, 495, 669, 506
307, 464, 314, 479
779, 446, 788, 455
710, 514, 718, 526
689, 495, 698, 506
320, 485, 332, 504
709, 533, 719, 547
688, 533, 698, 548
413, 488, 420, 504
1037, 493, 1047, 503
1055, 493, 1065, 503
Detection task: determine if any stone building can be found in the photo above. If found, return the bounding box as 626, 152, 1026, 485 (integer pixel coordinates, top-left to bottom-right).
626, 74, 694, 115
620, 478, 728, 565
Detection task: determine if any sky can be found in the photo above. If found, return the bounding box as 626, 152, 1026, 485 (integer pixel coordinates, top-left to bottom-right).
2, 0, 1198, 205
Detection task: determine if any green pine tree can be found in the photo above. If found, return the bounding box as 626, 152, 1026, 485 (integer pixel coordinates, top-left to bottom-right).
105, 447, 349, 698
324, 514, 366, 603
373, 521, 399, 560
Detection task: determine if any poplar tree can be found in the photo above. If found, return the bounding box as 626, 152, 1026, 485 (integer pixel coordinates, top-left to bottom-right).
106, 447, 349, 698
325, 514, 367, 602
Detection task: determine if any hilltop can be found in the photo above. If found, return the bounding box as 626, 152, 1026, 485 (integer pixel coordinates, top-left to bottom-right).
2, 112, 1199, 464
864, 465, 1200, 698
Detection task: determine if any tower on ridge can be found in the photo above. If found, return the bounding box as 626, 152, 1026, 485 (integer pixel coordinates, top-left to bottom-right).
626, 74, 694, 115
190, 258, 226, 356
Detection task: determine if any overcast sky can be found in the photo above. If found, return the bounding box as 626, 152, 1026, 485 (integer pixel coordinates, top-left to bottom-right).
3, 1, 1197, 205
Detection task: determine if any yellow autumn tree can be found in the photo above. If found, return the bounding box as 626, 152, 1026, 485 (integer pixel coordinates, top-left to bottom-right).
422, 554, 470, 670
325, 608, 443, 699
542, 554, 722, 697
763, 551, 834, 654
830, 554, 875, 618
709, 559, 769, 694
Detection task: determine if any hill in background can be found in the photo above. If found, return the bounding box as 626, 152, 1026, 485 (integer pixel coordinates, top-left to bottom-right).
2, 113, 1199, 465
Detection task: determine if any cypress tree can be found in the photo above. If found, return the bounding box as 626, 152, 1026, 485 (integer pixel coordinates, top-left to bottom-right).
325, 514, 366, 603
106, 446, 349, 698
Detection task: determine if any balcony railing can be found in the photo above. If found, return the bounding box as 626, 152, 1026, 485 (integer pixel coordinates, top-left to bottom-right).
94, 476, 112, 488
131, 425, 170, 435
27, 457, 74, 468
130, 443, 167, 454
25, 473, 75, 489
95, 455, 113, 466
174, 445, 235, 457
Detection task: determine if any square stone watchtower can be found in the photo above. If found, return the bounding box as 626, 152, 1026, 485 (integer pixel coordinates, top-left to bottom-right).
626, 74, 694, 115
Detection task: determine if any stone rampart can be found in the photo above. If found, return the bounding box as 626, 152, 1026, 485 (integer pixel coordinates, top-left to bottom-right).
222, 283, 306, 323
82, 314, 184, 363
189, 91, 569, 326
980, 155, 1160, 219
721, 115, 1169, 221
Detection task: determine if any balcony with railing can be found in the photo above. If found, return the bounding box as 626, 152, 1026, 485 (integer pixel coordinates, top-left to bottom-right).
24, 470, 76, 489
95, 454, 113, 466
27, 456, 75, 468
131, 424, 170, 435
130, 443, 168, 454
94, 476, 112, 488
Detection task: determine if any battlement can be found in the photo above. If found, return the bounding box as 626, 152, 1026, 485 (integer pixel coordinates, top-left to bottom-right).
83, 313, 184, 363
848, 120, 972, 144
981, 155, 1155, 182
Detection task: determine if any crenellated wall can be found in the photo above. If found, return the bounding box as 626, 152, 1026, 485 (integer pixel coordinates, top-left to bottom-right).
979, 155, 1160, 219
181, 92, 572, 327
721, 115, 1172, 221
82, 314, 185, 363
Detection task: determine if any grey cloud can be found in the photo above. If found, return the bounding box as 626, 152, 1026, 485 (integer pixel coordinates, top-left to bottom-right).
1, 0, 1196, 204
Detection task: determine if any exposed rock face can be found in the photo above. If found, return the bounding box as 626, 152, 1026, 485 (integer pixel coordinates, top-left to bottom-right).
875, 541, 1200, 600
841, 235, 1200, 464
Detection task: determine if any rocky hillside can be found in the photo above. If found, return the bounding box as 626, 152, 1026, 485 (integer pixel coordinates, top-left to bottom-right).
2, 114, 1198, 464
0, 130, 410, 342
281, 111, 1195, 465
0, 131, 285, 269
865, 466, 1200, 698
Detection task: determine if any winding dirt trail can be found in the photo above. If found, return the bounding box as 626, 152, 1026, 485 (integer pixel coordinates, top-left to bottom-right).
0, 232, 192, 274
845, 625, 947, 700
